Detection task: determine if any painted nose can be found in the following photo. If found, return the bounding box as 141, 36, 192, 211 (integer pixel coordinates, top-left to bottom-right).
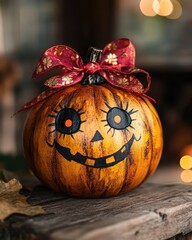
91, 130, 104, 142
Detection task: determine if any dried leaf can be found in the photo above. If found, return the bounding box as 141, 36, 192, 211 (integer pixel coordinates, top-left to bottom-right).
0, 178, 45, 221
0, 169, 18, 182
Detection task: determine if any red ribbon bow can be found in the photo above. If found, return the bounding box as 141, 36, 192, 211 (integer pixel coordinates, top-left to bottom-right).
17, 38, 154, 113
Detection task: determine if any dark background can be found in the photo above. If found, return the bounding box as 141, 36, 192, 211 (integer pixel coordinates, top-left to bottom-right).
0, 0, 191, 171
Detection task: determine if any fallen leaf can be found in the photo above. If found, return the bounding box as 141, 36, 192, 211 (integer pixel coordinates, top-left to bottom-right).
0, 178, 45, 221
0, 169, 18, 182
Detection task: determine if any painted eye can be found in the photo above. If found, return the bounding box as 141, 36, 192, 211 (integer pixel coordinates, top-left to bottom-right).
107, 107, 132, 130
55, 108, 81, 134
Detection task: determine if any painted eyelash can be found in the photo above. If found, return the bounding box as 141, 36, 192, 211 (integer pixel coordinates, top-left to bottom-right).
107, 127, 115, 137
101, 101, 138, 136
58, 132, 75, 140
102, 101, 138, 116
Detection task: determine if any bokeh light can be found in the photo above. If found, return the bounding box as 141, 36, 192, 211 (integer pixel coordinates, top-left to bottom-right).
180, 170, 192, 183
181, 144, 192, 157
180, 155, 192, 170
167, 0, 182, 19
152, 0, 160, 14
140, 0, 183, 18
140, 0, 157, 17
157, 0, 173, 16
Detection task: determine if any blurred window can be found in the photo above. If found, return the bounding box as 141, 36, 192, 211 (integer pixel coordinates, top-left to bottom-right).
115, 0, 192, 69
0, 0, 57, 57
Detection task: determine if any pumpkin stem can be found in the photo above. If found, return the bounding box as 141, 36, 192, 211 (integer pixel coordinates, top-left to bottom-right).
86, 47, 102, 62
81, 47, 106, 85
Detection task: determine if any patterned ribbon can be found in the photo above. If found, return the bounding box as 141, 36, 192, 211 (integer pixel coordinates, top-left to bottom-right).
17, 38, 154, 113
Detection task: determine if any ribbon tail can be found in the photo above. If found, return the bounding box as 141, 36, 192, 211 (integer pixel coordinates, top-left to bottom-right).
14, 88, 64, 115
14, 72, 84, 115
140, 93, 156, 103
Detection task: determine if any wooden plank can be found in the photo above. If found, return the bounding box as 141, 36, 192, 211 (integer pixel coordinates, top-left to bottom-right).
1, 182, 192, 240
168, 232, 192, 240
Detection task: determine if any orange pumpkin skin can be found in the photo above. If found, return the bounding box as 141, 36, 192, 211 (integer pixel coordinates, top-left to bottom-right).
23, 83, 163, 197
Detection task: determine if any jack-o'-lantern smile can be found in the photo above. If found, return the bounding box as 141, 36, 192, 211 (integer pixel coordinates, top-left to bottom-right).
53, 134, 140, 168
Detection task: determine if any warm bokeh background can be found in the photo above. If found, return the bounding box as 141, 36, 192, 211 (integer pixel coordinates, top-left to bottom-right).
0, 0, 191, 178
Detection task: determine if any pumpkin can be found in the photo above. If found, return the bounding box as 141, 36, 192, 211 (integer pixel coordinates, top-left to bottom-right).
23, 82, 163, 197
22, 40, 163, 197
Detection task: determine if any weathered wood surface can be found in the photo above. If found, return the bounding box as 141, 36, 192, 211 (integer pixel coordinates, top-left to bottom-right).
0, 182, 192, 240
168, 232, 192, 240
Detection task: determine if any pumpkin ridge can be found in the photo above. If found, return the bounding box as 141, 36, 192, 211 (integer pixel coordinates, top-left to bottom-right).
135, 97, 154, 182
64, 85, 83, 108
25, 107, 39, 174
139, 97, 161, 182
51, 151, 62, 192
38, 101, 62, 191
31, 101, 48, 176
83, 86, 98, 195
118, 127, 136, 194
117, 114, 131, 194
141, 96, 162, 127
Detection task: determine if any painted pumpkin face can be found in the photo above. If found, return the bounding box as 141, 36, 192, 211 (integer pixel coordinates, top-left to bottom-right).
24, 83, 163, 197
48, 89, 139, 168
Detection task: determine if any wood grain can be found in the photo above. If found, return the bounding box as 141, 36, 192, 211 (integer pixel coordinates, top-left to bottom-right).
0, 182, 192, 240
